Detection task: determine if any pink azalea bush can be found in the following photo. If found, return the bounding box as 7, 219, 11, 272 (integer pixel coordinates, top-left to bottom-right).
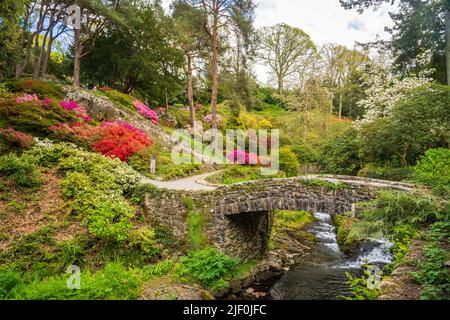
226, 149, 259, 165
133, 99, 159, 125
15, 93, 39, 104
59, 100, 91, 122
0, 128, 34, 150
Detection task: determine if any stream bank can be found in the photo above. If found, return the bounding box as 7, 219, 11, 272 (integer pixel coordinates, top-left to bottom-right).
222, 212, 395, 300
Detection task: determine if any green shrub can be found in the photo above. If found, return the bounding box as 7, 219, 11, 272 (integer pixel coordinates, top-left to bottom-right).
210, 165, 285, 185
341, 264, 382, 300
0, 153, 42, 188
354, 191, 448, 236
358, 84, 450, 167
188, 211, 207, 249
319, 128, 361, 175
85, 198, 134, 242
274, 211, 315, 230
334, 215, 362, 254
291, 144, 318, 163
5, 79, 63, 99
0, 269, 22, 299
279, 146, 300, 177
141, 260, 174, 280
32, 143, 141, 242
176, 247, 239, 291
98, 89, 136, 113
412, 221, 450, 300
358, 164, 413, 182
129, 227, 161, 257
413, 148, 450, 196
0, 101, 78, 136
12, 263, 142, 300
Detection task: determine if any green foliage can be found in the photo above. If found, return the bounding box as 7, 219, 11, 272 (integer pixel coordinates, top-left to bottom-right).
341, 265, 382, 300
279, 146, 300, 177
300, 179, 348, 190
358, 164, 413, 182
320, 128, 361, 175
11, 263, 142, 300
4, 80, 63, 99
84, 199, 134, 243
0, 269, 22, 299
334, 215, 362, 254
291, 144, 318, 163
29, 143, 141, 242
355, 191, 448, 236
129, 148, 203, 180
385, 224, 417, 272
141, 260, 174, 280
188, 211, 207, 250
0, 100, 78, 136
208, 165, 285, 185
359, 84, 450, 167
412, 221, 450, 300
0, 153, 42, 188
413, 148, 450, 197
176, 247, 239, 291
274, 210, 316, 230
97, 89, 136, 113
129, 227, 162, 257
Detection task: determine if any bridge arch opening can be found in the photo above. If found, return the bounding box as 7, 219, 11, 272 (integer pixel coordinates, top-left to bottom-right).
224, 211, 271, 260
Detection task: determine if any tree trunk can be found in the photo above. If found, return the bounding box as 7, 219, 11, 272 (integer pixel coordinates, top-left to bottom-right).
338, 90, 343, 119
210, 14, 219, 145
187, 56, 196, 128
446, 7, 450, 86
277, 75, 284, 95
73, 28, 81, 87
164, 86, 169, 111
41, 36, 54, 77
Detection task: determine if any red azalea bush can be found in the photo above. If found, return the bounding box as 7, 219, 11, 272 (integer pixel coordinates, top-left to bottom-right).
50, 120, 152, 162
49, 122, 101, 145
0, 128, 35, 151
92, 121, 152, 162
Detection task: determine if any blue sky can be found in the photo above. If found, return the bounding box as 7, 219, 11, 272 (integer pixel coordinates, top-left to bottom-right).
162, 0, 396, 84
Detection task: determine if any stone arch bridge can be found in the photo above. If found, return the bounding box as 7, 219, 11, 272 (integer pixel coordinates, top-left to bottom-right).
143, 175, 415, 260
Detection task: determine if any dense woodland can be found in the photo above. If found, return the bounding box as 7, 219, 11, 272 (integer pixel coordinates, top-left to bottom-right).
0, 0, 448, 301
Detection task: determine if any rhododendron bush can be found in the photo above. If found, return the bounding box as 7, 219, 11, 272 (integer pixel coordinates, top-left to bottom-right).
49, 121, 152, 162
15, 93, 39, 104
92, 121, 152, 162
0, 128, 34, 150
59, 100, 91, 122
133, 99, 159, 125
226, 150, 259, 165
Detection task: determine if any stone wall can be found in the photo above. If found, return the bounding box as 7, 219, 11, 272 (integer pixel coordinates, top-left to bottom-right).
142, 177, 413, 260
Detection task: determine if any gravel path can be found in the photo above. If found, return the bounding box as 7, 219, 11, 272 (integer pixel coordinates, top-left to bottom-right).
140, 171, 221, 191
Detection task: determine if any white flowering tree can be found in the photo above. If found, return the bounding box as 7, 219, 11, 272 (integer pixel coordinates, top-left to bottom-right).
357, 50, 434, 125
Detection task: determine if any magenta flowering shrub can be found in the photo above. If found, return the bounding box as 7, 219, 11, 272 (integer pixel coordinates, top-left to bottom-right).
59, 100, 91, 122
133, 99, 159, 125
15, 93, 39, 104
226, 149, 259, 165
203, 114, 223, 125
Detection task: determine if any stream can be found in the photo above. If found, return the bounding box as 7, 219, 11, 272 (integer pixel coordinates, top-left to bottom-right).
269, 212, 393, 300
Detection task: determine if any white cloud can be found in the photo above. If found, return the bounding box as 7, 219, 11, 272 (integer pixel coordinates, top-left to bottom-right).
162, 0, 395, 84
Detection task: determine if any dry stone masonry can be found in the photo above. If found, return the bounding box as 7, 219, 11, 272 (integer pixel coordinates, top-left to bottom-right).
143, 176, 415, 260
